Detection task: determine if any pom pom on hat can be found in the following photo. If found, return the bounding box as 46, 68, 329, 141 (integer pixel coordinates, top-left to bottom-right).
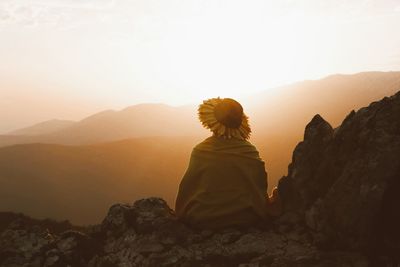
198, 97, 251, 140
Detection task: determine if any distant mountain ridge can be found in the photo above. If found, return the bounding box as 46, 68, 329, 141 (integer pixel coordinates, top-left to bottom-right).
248, 71, 400, 133
56, 103, 204, 144
8, 119, 76, 136
1, 104, 206, 147
2, 71, 400, 149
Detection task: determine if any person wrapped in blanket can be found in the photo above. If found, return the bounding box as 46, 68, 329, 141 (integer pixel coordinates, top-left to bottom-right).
175, 97, 282, 229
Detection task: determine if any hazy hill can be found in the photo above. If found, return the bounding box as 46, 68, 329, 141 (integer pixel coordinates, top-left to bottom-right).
0, 136, 200, 224
247, 71, 400, 181
49, 104, 206, 145
8, 119, 76, 136
249, 71, 400, 134
0, 104, 205, 147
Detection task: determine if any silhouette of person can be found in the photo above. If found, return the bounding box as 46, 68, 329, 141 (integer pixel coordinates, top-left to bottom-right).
175, 97, 282, 229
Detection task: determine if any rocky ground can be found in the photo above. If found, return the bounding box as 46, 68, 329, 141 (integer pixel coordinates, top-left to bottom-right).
0, 198, 369, 267
1, 91, 400, 267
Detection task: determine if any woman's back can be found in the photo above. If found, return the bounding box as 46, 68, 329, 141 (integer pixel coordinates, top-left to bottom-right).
175, 136, 269, 229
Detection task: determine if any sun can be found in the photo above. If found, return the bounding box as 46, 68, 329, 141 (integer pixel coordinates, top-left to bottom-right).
137, 2, 329, 105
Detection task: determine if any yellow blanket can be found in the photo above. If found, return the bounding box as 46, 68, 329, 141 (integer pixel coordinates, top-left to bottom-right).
175, 136, 268, 229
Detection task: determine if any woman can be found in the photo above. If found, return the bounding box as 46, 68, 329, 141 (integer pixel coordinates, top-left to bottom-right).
175, 97, 281, 229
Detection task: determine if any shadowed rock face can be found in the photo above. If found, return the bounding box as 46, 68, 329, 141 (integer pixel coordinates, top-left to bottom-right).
278, 114, 335, 211
279, 91, 400, 259
1, 91, 400, 266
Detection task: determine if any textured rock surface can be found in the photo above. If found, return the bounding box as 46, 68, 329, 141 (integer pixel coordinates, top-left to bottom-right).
1, 92, 400, 266
279, 91, 400, 263
0, 198, 368, 267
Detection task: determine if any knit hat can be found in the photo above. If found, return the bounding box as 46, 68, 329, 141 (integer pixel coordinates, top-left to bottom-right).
198, 97, 251, 140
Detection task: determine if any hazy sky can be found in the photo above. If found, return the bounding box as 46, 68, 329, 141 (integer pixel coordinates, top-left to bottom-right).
1, 0, 400, 132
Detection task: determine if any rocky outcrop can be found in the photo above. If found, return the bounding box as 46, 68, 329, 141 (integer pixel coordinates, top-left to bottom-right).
279, 91, 400, 262
1, 91, 400, 266
0, 198, 369, 267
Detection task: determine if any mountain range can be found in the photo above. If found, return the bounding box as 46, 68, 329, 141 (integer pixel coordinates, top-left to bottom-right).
1, 71, 400, 224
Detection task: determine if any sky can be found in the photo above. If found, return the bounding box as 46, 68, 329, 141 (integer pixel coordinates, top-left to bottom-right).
1, 0, 400, 133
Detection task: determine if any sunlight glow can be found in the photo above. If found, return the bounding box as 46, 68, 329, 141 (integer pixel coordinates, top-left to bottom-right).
0, 0, 400, 131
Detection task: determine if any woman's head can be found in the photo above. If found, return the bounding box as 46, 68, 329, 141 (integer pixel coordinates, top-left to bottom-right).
198, 97, 251, 140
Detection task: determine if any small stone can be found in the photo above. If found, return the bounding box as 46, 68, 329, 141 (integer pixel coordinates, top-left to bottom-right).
136, 241, 165, 253
239, 263, 259, 267
160, 236, 177, 245
200, 230, 214, 238
44, 255, 59, 266
220, 231, 241, 244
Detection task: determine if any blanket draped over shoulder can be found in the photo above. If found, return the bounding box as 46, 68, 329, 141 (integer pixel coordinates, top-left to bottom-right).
175, 136, 268, 229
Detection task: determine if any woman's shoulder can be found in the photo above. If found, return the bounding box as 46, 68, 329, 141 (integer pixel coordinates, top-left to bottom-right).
194, 136, 261, 156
